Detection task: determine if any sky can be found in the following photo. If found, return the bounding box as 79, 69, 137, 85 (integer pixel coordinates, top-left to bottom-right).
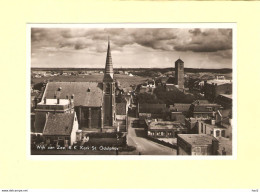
31, 28, 232, 69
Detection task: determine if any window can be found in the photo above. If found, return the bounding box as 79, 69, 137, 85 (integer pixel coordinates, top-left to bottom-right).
216, 130, 220, 137
221, 130, 225, 137
201, 123, 203, 133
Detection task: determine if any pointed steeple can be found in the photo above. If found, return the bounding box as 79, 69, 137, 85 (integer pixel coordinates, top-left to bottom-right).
104, 37, 113, 81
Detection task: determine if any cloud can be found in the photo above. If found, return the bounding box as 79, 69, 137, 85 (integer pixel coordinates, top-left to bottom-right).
174, 29, 232, 52
31, 27, 232, 58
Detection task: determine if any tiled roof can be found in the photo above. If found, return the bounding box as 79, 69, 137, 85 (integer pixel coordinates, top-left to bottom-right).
171, 103, 191, 112
43, 113, 75, 136
178, 134, 217, 146
116, 103, 126, 115
43, 82, 103, 107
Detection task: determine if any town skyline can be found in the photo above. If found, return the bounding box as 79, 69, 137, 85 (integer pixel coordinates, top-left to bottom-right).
31, 28, 232, 69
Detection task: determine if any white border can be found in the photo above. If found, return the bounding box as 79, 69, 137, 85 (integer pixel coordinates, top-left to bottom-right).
26, 23, 237, 160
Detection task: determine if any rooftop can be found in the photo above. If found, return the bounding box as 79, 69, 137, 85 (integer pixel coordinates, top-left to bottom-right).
43, 82, 103, 107
219, 94, 232, 99
178, 134, 217, 146
206, 79, 232, 86
43, 113, 75, 136
139, 103, 166, 114
148, 120, 186, 130
38, 99, 70, 106
170, 103, 191, 112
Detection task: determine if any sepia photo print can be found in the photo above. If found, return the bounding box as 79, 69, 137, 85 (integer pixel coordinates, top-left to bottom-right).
28, 24, 236, 157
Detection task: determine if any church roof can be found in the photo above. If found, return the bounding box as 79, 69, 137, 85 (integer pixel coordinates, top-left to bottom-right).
43, 82, 103, 107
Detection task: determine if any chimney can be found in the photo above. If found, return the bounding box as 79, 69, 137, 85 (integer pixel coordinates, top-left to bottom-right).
211, 119, 216, 125
44, 97, 47, 104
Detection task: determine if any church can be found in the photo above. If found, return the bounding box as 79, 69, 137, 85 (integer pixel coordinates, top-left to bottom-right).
35, 40, 123, 133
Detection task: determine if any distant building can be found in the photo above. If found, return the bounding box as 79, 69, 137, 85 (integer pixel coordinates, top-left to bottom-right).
204, 79, 232, 102
169, 103, 191, 123
188, 100, 222, 119
138, 103, 167, 120
175, 59, 185, 90
146, 119, 187, 138
43, 112, 79, 146
177, 134, 219, 155
186, 109, 232, 139
216, 94, 232, 109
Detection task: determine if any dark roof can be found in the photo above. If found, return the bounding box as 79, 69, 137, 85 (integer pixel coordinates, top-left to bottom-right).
192, 100, 210, 105
193, 104, 222, 112
166, 77, 175, 84
43, 113, 75, 136
170, 103, 191, 112
178, 134, 217, 146
139, 103, 166, 114
43, 82, 103, 107
35, 112, 47, 133
116, 103, 127, 115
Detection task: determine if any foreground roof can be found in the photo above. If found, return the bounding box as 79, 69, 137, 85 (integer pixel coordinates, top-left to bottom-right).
178, 134, 217, 146
43, 82, 103, 107
43, 113, 75, 136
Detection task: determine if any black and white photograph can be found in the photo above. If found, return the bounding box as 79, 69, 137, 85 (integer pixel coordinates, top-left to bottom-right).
29, 24, 235, 157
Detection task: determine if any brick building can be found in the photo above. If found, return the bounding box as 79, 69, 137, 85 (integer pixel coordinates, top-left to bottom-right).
177, 134, 219, 155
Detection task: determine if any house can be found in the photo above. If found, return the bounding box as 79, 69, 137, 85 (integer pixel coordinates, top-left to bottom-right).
188, 100, 222, 119
116, 102, 128, 132
170, 103, 191, 122
177, 134, 219, 155
138, 103, 167, 121
146, 119, 187, 138
203, 79, 232, 102
186, 109, 232, 138
43, 112, 79, 146
216, 94, 232, 109
34, 98, 74, 133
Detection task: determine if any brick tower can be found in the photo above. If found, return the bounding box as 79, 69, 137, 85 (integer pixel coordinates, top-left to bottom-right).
175, 58, 184, 90
102, 39, 116, 127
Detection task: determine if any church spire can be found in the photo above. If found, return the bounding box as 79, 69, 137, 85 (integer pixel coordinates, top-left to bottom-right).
104, 37, 113, 80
